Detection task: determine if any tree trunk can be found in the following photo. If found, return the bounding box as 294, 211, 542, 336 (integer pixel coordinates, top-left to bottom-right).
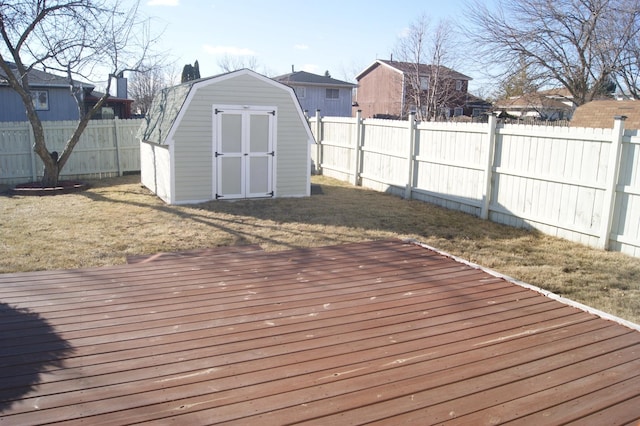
41, 159, 60, 187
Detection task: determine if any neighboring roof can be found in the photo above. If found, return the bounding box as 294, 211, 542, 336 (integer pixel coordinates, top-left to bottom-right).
462, 92, 492, 107
140, 68, 314, 145
356, 59, 472, 82
538, 87, 573, 98
274, 71, 356, 88
570, 99, 640, 130
0, 62, 93, 89
494, 93, 573, 110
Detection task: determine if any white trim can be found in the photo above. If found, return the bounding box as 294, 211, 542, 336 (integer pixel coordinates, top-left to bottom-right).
169, 140, 176, 204
405, 239, 640, 332
212, 105, 277, 200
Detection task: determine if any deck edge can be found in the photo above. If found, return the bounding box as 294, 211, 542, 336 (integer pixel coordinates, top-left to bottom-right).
404, 239, 640, 332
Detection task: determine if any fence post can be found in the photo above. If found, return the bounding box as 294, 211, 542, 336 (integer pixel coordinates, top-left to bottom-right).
404, 112, 417, 199
315, 110, 322, 175
28, 123, 38, 182
352, 110, 363, 186
599, 115, 626, 250
113, 118, 123, 176
480, 113, 498, 220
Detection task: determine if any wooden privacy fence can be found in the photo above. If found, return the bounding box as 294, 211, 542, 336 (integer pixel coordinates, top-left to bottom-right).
310, 111, 640, 258
0, 118, 144, 185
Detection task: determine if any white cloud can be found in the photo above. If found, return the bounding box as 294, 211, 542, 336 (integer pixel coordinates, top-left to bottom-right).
398, 27, 411, 38
301, 64, 319, 73
202, 45, 256, 56
294, 44, 309, 50
147, 0, 179, 6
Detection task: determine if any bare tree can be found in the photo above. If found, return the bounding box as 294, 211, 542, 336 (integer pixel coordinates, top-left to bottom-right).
128, 63, 175, 116
217, 54, 259, 73
467, 0, 640, 106
0, 0, 156, 186
494, 55, 540, 99
394, 15, 460, 121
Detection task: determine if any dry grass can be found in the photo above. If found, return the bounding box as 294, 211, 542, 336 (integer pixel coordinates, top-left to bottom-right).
1, 174, 639, 324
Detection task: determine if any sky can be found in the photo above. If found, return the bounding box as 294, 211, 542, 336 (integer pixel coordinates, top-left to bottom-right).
137, 0, 494, 94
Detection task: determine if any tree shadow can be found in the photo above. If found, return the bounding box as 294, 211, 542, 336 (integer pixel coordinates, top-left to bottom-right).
0, 302, 73, 412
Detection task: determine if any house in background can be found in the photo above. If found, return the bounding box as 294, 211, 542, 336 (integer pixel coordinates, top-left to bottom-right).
570, 99, 640, 130
0, 62, 132, 122
353, 59, 490, 120
493, 89, 575, 121
274, 69, 356, 117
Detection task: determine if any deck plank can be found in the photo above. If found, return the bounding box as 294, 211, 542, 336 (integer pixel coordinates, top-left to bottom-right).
1, 239, 638, 425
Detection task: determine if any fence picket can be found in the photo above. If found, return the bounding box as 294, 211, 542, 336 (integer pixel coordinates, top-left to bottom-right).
309, 115, 639, 257
0, 118, 143, 184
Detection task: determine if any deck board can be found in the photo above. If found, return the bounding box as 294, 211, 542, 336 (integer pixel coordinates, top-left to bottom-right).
1, 239, 638, 425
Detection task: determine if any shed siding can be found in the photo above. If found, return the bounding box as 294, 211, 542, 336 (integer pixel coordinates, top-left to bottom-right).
140, 141, 171, 203
171, 74, 310, 203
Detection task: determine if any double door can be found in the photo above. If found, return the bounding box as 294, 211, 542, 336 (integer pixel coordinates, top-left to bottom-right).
214, 106, 275, 199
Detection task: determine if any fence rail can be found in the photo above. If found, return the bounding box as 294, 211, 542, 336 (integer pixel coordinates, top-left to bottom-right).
310, 111, 640, 258
0, 118, 143, 185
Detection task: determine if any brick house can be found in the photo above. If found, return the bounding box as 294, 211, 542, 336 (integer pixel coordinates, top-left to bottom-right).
353, 59, 490, 120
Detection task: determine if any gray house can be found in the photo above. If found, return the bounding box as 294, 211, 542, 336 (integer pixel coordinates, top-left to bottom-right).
274, 70, 356, 117
139, 69, 315, 205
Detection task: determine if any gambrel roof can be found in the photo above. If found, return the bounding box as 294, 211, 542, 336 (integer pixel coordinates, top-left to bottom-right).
140, 68, 314, 146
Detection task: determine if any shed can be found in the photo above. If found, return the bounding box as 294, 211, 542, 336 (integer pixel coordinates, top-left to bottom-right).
139, 69, 315, 204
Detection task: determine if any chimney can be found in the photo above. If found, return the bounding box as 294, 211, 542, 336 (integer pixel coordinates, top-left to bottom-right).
116, 75, 128, 99
291, 65, 295, 73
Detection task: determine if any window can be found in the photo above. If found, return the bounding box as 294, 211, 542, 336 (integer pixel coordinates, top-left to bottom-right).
31, 90, 49, 110
295, 87, 306, 99
419, 77, 429, 91
326, 88, 339, 99
101, 107, 115, 119
455, 80, 463, 91
454, 107, 464, 117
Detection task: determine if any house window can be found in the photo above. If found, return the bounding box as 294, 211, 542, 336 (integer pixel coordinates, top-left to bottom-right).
455, 80, 463, 91
326, 88, 339, 99
454, 107, 464, 117
419, 77, 429, 91
295, 87, 306, 99
31, 90, 49, 110
101, 107, 115, 119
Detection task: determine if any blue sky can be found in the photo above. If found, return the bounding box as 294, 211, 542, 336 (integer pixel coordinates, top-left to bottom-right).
140, 0, 492, 94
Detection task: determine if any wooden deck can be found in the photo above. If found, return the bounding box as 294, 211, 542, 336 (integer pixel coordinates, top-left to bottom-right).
1, 239, 639, 425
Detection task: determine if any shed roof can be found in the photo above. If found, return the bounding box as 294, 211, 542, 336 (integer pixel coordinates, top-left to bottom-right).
274, 71, 356, 88
140, 68, 314, 146
570, 100, 640, 130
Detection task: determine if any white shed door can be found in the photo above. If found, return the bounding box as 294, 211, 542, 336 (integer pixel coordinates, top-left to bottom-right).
214, 107, 275, 199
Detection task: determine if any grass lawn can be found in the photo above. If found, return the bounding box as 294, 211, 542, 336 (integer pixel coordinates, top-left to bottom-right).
1, 174, 639, 325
